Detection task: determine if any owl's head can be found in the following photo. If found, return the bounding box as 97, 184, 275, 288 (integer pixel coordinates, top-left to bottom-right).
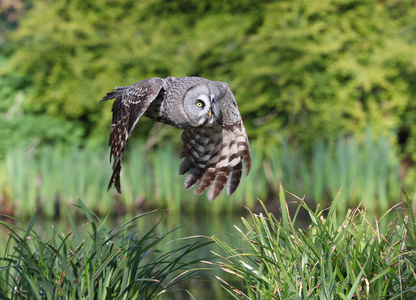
183, 83, 221, 127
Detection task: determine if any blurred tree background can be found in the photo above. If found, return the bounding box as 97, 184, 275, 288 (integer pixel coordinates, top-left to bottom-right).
1, 0, 416, 214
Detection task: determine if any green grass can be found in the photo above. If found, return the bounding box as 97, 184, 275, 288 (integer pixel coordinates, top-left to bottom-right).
211, 186, 416, 299
0, 130, 408, 218
0, 198, 212, 299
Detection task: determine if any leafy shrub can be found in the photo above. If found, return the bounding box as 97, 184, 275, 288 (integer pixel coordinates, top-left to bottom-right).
1, 0, 416, 159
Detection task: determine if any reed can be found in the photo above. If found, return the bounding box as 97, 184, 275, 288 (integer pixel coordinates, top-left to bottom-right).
264, 130, 403, 213
0, 198, 212, 299
0, 131, 407, 218
211, 186, 416, 299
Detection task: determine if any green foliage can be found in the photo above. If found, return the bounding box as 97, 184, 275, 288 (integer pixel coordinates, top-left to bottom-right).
212, 187, 416, 299
234, 0, 416, 151
0, 198, 212, 299
0, 54, 84, 158
0, 131, 406, 218
2, 0, 416, 159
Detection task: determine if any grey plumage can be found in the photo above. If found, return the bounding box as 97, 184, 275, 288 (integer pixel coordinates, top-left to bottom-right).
100, 76, 251, 201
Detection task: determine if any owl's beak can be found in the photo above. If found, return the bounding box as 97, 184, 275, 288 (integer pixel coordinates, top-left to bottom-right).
208, 102, 215, 118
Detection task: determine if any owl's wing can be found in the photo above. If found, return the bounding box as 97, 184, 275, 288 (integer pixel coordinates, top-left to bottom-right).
100, 77, 165, 193
179, 83, 251, 201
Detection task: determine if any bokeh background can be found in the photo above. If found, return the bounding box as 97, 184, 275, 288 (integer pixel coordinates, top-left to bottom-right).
1, 0, 416, 218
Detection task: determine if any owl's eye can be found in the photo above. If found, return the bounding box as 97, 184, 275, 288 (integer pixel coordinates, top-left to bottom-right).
196, 100, 205, 108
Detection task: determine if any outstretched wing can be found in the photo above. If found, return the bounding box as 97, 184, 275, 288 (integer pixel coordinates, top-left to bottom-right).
178, 82, 251, 201
100, 77, 165, 193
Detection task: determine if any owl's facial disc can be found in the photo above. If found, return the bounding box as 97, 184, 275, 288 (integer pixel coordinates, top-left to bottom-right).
183, 85, 217, 127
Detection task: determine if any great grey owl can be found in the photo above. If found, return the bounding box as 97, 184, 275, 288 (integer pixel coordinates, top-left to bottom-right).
100, 76, 251, 201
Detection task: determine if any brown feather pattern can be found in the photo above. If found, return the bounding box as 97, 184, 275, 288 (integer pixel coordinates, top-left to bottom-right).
101, 76, 251, 201
180, 122, 251, 201
100, 78, 164, 192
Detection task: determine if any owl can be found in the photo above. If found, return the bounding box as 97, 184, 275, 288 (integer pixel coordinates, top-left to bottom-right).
100, 76, 251, 201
